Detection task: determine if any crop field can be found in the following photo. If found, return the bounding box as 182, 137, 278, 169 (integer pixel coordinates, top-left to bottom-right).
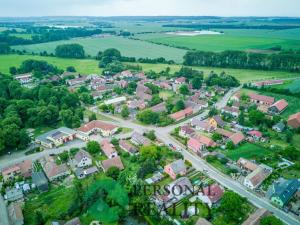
12, 36, 187, 63
0, 54, 101, 74
135, 28, 300, 52
126, 62, 300, 83
225, 143, 272, 161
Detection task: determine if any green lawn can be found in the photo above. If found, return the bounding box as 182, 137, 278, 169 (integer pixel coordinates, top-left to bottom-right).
10, 33, 33, 40
139, 29, 300, 52
24, 186, 76, 225
225, 143, 272, 161
0, 54, 101, 75
12, 36, 187, 63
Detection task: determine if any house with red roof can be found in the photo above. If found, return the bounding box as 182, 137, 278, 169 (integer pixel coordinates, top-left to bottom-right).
179, 125, 195, 138
188, 137, 205, 156
77, 120, 118, 140
170, 107, 193, 121
248, 93, 275, 106
175, 77, 186, 84
101, 156, 124, 172
196, 183, 224, 208
229, 132, 245, 146
288, 112, 300, 129
247, 130, 263, 141
119, 140, 137, 155
101, 140, 118, 159
268, 99, 288, 115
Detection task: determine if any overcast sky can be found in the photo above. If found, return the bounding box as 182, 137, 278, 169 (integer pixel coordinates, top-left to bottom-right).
0, 0, 299, 17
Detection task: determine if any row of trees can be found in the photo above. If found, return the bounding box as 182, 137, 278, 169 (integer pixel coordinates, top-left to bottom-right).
0, 27, 102, 45
184, 50, 300, 72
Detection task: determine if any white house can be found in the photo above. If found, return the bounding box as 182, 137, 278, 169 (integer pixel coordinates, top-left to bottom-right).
74, 150, 93, 168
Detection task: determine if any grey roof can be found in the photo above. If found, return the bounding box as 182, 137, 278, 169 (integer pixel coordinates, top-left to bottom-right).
169, 159, 186, 175
273, 122, 285, 131
36, 127, 76, 142
267, 178, 300, 205
32, 171, 48, 186
74, 150, 91, 164
64, 217, 81, 225
213, 115, 226, 127
131, 132, 151, 145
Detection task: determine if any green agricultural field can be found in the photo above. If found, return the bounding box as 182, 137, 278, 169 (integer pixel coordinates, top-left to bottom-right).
12, 36, 187, 63
136, 28, 300, 52
225, 143, 272, 161
10, 33, 33, 39
287, 78, 300, 93
0, 54, 101, 74
126, 62, 300, 83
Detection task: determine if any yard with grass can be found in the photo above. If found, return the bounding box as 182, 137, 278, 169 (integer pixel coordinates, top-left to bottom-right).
225, 143, 272, 161
24, 186, 76, 225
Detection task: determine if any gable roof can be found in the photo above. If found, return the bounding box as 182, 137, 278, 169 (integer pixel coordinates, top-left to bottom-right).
150, 102, 167, 113
237, 158, 259, 172
77, 120, 118, 133
168, 159, 186, 175
267, 179, 300, 205
212, 115, 225, 127
74, 150, 91, 163
270, 99, 288, 112
203, 184, 224, 203
248, 93, 275, 105
229, 132, 245, 145
192, 134, 216, 147
101, 140, 117, 157
170, 107, 193, 121
102, 156, 124, 171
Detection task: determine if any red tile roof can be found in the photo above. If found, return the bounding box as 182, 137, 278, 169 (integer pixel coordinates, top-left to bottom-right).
229, 132, 245, 145
101, 140, 117, 157
188, 137, 204, 151
248, 130, 262, 138
288, 112, 300, 128
193, 134, 216, 147
203, 184, 224, 203
248, 93, 275, 105
270, 99, 288, 112
102, 156, 124, 171
170, 107, 193, 121
77, 120, 118, 133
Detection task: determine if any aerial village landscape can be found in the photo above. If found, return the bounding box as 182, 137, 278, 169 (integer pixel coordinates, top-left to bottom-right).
0, 4, 300, 225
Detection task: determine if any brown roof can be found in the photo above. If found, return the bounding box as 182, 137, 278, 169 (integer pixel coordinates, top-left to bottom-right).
18, 160, 32, 177
229, 132, 245, 145
150, 102, 167, 113
101, 140, 117, 157
215, 128, 234, 138
193, 134, 216, 147
270, 99, 288, 112
237, 158, 258, 172
248, 93, 275, 105
170, 107, 193, 121
77, 120, 118, 133
102, 156, 124, 171
2, 165, 20, 176
288, 112, 300, 129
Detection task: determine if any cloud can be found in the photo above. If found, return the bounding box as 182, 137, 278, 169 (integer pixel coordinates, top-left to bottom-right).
0, 0, 299, 17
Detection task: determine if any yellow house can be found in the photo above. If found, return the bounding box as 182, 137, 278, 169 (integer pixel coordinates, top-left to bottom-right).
209, 116, 225, 128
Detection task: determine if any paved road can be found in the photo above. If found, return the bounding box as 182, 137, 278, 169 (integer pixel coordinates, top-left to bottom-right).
0, 183, 9, 225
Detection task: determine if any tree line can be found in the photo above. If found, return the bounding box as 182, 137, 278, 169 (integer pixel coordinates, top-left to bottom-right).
183, 50, 300, 72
